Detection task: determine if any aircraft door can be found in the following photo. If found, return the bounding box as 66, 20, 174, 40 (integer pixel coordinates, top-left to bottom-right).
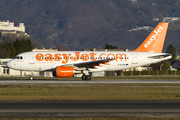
132, 54, 138, 64
29, 53, 35, 64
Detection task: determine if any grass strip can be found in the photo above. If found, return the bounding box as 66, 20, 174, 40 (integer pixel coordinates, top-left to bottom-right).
0, 84, 180, 101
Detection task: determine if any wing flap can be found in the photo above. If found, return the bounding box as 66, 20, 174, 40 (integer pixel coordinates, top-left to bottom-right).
74, 59, 113, 68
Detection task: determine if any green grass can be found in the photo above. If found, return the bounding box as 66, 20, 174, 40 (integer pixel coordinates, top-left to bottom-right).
0, 84, 180, 101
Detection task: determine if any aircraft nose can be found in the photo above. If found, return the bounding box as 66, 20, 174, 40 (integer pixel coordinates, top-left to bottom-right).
7, 61, 11, 68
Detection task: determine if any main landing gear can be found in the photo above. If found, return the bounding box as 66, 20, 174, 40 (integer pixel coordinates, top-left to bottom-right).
81, 75, 91, 81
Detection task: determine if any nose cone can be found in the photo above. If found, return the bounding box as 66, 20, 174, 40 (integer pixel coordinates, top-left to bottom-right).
7, 61, 11, 68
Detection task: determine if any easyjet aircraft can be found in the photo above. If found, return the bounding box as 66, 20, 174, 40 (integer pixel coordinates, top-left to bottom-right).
7, 22, 171, 80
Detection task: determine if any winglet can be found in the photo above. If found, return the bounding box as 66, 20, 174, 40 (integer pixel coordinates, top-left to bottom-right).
133, 22, 169, 53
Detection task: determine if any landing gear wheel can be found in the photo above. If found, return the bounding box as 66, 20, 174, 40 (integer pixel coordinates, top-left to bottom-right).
81, 75, 86, 80
29, 76, 34, 80
81, 75, 91, 81
85, 75, 91, 81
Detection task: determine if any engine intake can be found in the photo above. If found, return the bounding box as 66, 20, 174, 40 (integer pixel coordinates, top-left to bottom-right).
53, 66, 74, 78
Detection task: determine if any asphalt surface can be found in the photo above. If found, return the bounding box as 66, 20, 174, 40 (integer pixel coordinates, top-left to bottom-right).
0, 101, 180, 118
0, 79, 180, 118
1, 79, 180, 84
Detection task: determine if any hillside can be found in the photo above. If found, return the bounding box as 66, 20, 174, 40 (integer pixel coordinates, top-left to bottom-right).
0, 0, 180, 51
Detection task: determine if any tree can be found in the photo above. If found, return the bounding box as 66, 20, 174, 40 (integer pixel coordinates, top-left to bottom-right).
103, 42, 118, 49
13, 38, 33, 55
161, 61, 171, 70
166, 44, 177, 63
150, 62, 162, 70
3, 40, 16, 58
2, 38, 33, 58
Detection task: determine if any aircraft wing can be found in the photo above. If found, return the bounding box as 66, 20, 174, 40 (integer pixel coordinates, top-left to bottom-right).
74, 59, 113, 68
62, 58, 114, 68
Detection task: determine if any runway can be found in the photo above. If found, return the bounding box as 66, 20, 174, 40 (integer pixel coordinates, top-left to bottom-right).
0, 101, 180, 118
0, 80, 180, 118
1, 79, 180, 84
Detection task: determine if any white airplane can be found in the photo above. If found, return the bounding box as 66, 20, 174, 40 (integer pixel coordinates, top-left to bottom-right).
7, 22, 171, 80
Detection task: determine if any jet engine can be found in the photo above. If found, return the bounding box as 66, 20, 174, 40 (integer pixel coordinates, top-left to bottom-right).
53, 66, 75, 77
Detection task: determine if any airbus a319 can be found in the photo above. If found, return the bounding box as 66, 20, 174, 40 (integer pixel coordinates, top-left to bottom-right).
7, 22, 171, 80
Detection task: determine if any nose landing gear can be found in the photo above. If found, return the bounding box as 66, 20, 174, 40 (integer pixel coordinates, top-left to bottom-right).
29, 76, 34, 80
29, 71, 34, 80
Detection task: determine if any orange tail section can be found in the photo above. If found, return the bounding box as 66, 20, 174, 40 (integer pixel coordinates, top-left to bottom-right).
133, 22, 169, 53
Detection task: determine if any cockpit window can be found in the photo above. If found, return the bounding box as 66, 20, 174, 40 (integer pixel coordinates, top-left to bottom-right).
15, 56, 23, 60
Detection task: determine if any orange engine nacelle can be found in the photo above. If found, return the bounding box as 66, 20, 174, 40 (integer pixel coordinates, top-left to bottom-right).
53, 66, 74, 78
